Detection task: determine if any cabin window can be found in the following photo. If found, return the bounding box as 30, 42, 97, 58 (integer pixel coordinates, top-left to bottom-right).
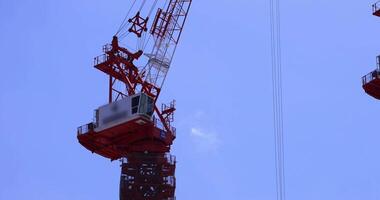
131, 96, 140, 114
147, 97, 154, 116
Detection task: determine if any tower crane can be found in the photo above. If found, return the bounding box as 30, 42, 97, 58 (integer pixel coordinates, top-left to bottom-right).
362, 1, 380, 99
76, 0, 192, 199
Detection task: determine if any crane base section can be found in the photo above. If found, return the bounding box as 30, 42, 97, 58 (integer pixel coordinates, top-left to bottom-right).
77, 116, 175, 161
362, 70, 380, 100
120, 153, 176, 200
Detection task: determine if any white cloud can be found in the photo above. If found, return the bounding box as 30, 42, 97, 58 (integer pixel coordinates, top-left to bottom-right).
176, 110, 222, 153
190, 127, 206, 137
190, 127, 221, 153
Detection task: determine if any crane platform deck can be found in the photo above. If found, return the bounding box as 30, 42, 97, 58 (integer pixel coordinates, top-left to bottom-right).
362, 69, 380, 100
77, 116, 175, 161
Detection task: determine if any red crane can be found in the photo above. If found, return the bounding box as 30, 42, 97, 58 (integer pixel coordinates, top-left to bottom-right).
77, 1, 192, 199
362, 2, 380, 99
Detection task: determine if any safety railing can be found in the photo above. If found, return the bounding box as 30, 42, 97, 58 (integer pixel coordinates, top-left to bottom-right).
102, 44, 112, 53
95, 43, 140, 69
77, 122, 96, 135
153, 116, 165, 130
163, 176, 176, 186
170, 126, 177, 138
94, 51, 131, 67
120, 174, 135, 182
93, 44, 112, 66
165, 154, 176, 165
120, 154, 175, 165
373, 1, 380, 14
94, 54, 109, 66
153, 116, 177, 138
362, 69, 380, 85
120, 157, 128, 163
161, 100, 176, 123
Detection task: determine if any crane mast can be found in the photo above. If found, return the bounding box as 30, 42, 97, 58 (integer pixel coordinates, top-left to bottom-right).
77, 1, 192, 199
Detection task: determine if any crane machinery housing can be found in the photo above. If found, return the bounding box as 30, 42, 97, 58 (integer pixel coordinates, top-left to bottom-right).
362, 2, 380, 99
76, 1, 192, 199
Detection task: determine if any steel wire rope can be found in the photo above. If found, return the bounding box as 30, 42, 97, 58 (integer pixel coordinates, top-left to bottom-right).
141, 0, 170, 76
140, 0, 159, 50
117, 0, 147, 43
145, 0, 170, 53
139, 0, 159, 50
270, 0, 286, 199
136, 0, 146, 50
276, 0, 286, 198
270, 1, 280, 198
139, 0, 147, 12
116, 0, 138, 36
118, 31, 131, 41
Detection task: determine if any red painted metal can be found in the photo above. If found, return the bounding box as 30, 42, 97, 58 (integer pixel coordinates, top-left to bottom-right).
77, 0, 192, 199
363, 5, 380, 99
77, 116, 175, 161
93, 36, 175, 135
119, 153, 176, 200
362, 56, 380, 99
363, 70, 380, 99
128, 12, 149, 38
151, 8, 171, 38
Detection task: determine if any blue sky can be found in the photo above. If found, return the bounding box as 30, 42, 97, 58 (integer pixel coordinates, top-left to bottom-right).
1, 0, 380, 199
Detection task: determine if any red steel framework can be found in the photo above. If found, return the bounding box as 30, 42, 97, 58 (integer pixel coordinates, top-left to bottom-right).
362, 56, 380, 99
77, 0, 192, 199
363, 2, 380, 99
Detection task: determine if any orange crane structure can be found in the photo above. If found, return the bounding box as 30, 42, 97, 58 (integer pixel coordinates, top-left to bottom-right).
363, 2, 380, 99
76, 1, 192, 199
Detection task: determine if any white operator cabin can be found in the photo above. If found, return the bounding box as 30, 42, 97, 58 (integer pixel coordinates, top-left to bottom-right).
94, 93, 154, 132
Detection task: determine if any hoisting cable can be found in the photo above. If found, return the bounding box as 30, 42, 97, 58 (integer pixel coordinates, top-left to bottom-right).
143, 0, 169, 51
116, 0, 138, 36
141, 0, 159, 51
117, 0, 146, 41
118, 31, 131, 41
117, 0, 167, 51
270, 0, 286, 199
139, 0, 147, 12
138, 0, 158, 50
136, 0, 147, 49
116, 0, 153, 50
